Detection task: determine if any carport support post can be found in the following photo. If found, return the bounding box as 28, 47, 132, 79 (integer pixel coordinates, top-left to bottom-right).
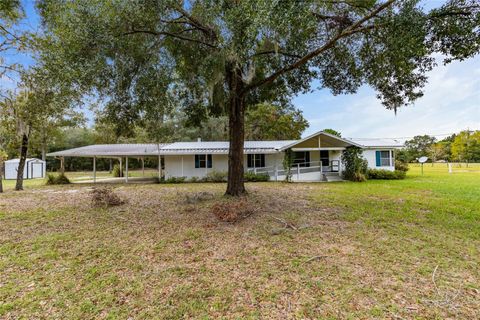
93, 156, 96, 183
119, 157, 123, 177
142, 157, 145, 177
60, 157, 65, 174
158, 155, 161, 180
125, 157, 129, 183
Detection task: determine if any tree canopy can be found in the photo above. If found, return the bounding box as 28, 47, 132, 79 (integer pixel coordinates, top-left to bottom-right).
451, 130, 480, 162
37, 0, 480, 195
323, 129, 342, 137
404, 135, 437, 161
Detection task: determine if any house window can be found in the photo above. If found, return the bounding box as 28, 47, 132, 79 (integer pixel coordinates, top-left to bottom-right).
195, 154, 212, 168
247, 154, 265, 168
376, 150, 391, 167
293, 151, 310, 167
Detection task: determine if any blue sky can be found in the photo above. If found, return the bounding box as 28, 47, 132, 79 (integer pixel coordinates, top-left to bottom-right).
2, 0, 479, 140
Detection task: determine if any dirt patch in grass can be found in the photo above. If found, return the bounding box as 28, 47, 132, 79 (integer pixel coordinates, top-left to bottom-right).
0, 181, 478, 319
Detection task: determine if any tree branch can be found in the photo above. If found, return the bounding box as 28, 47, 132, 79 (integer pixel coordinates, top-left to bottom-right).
428, 6, 479, 19
0, 25, 22, 43
244, 0, 395, 92
123, 28, 218, 48
250, 50, 302, 59
169, 5, 218, 43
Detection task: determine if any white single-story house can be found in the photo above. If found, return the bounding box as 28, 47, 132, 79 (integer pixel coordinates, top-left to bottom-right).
47, 131, 403, 182
4, 158, 47, 180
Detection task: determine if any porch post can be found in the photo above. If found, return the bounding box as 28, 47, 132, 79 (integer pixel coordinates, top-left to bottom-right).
181, 156, 184, 177
297, 163, 300, 180
125, 157, 129, 183
142, 157, 145, 177
120, 157, 123, 177
93, 156, 96, 184
275, 165, 278, 181
158, 155, 161, 179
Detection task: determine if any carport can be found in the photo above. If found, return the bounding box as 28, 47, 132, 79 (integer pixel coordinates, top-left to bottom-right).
47, 144, 168, 183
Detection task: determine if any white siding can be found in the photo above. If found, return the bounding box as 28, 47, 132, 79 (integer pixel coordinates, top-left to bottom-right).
164, 154, 229, 179
362, 149, 395, 171
163, 148, 396, 180
164, 153, 283, 179
4, 162, 21, 180
4, 159, 46, 180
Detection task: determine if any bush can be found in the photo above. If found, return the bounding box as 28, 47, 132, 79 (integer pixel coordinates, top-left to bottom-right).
204, 170, 227, 182
45, 173, 71, 185
367, 169, 406, 180
189, 176, 200, 183
112, 164, 123, 178
352, 172, 367, 182
341, 147, 368, 182
211, 199, 255, 223
90, 187, 125, 207
244, 171, 270, 182
164, 176, 186, 183
395, 160, 409, 172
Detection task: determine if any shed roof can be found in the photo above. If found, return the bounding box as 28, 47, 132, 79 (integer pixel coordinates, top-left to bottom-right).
5, 158, 44, 163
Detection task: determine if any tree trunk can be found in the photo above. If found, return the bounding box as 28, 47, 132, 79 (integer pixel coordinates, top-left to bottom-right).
15, 133, 29, 191
41, 144, 46, 162
0, 160, 4, 193
225, 66, 247, 196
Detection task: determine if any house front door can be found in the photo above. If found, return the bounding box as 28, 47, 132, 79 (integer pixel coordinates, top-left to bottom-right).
320, 150, 329, 170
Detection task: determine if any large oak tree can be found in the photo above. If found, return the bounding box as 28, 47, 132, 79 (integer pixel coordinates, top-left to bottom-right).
37, 0, 479, 195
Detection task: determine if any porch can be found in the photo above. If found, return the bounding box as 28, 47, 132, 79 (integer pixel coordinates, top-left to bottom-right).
247, 160, 343, 182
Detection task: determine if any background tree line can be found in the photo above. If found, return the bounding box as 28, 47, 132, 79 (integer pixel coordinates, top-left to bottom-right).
399, 130, 480, 163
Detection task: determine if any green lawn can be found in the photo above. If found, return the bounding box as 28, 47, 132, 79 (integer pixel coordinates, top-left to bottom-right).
0, 167, 478, 319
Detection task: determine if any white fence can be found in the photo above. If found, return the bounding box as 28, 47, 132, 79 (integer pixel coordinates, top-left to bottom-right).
409, 162, 480, 174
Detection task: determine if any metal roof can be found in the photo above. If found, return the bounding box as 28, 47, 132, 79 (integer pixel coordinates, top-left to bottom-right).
348, 138, 404, 148
46, 141, 296, 157
46, 136, 403, 158
47, 144, 168, 157
160, 141, 296, 154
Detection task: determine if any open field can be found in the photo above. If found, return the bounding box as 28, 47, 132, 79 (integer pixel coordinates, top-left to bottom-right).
0, 167, 479, 319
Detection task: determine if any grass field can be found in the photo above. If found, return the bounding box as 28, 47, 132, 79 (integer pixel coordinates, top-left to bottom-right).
0, 166, 479, 319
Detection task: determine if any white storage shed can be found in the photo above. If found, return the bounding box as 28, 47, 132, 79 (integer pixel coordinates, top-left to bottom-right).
4, 158, 46, 180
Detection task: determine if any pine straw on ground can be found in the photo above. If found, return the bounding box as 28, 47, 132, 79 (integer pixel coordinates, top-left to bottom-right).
0, 182, 478, 319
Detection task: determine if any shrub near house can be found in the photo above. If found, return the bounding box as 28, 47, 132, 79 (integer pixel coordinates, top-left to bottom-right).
367, 160, 408, 180
367, 169, 406, 180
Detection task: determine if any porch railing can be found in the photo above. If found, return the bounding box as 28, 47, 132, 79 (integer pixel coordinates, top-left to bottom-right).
246, 159, 341, 181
